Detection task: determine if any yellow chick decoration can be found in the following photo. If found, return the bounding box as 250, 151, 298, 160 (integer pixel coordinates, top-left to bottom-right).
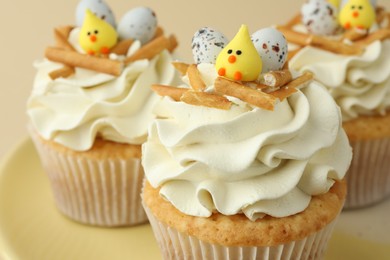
215, 25, 262, 82
79, 9, 118, 55
339, 0, 376, 30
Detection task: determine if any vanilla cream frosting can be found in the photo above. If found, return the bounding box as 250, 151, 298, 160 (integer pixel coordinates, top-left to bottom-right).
27, 28, 177, 151
289, 33, 390, 121
143, 65, 352, 221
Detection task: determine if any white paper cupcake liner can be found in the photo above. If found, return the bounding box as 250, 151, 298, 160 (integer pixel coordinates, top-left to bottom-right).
30, 133, 147, 227
344, 137, 390, 209
143, 204, 338, 260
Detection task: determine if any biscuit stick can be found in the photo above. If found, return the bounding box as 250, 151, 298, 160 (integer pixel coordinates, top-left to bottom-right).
151, 85, 188, 101
278, 26, 363, 55
111, 39, 134, 55
215, 77, 276, 111
49, 66, 75, 80
187, 64, 206, 91
50, 26, 76, 79
269, 72, 313, 101
181, 91, 232, 110
354, 28, 390, 46
263, 69, 293, 92
172, 61, 190, 75
125, 35, 178, 64
45, 47, 123, 76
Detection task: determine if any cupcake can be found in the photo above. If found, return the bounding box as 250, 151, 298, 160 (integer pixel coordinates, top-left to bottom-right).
281, 0, 390, 208
142, 25, 352, 259
27, 0, 178, 227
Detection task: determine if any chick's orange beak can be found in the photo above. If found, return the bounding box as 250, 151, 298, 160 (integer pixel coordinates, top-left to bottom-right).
90, 35, 97, 42
228, 55, 236, 64
353, 11, 359, 18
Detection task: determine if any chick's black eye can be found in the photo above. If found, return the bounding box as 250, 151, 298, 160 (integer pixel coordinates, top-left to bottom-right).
351, 5, 355, 9
227, 49, 233, 54
87, 32, 91, 36
358, 5, 363, 10
94, 30, 99, 34
236, 50, 242, 55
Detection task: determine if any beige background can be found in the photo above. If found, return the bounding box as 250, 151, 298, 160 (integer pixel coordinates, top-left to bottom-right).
1, 0, 390, 159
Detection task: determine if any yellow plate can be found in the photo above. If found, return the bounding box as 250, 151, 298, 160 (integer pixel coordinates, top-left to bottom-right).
0, 138, 389, 260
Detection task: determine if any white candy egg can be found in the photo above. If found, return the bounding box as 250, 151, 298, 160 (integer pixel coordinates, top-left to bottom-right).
251, 28, 288, 73
301, 0, 339, 36
191, 27, 228, 64
76, 0, 116, 28
117, 7, 157, 45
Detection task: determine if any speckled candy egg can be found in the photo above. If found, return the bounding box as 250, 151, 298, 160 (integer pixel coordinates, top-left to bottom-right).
76, 0, 116, 28
191, 27, 228, 64
301, 0, 340, 36
117, 7, 157, 45
251, 28, 288, 73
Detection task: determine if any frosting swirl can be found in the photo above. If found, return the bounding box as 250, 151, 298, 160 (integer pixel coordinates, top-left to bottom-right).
27, 29, 176, 151
143, 65, 351, 220
289, 35, 390, 121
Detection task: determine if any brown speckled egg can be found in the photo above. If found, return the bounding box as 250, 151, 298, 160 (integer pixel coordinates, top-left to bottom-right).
301, 0, 340, 36
191, 27, 228, 64
251, 28, 288, 73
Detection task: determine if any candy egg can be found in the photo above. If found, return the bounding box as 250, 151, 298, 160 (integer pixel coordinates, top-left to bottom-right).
251, 28, 288, 73
301, 0, 340, 36
117, 7, 157, 45
76, 0, 116, 28
191, 27, 228, 64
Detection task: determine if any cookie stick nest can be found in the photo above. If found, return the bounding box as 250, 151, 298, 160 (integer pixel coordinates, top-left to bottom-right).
277, 26, 363, 55
49, 25, 132, 79
152, 62, 313, 111
151, 64, 232, 110
46, 27, 178, 79
281, 8, 390, 58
